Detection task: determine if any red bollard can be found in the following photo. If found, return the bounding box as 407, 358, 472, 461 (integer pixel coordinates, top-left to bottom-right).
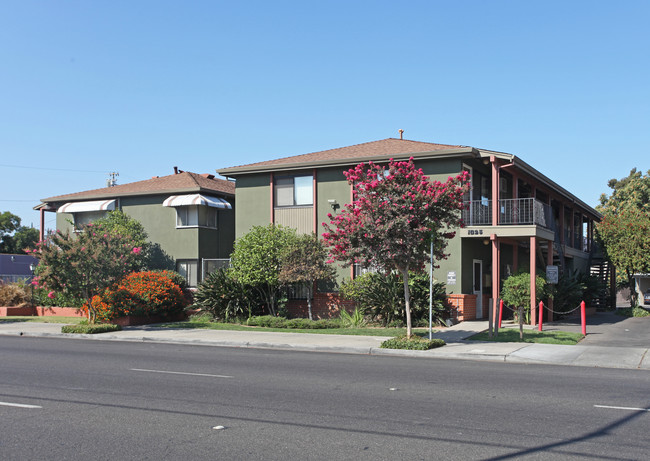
580, 300, 586, 336
499, 299, 503, 329
538, 301, 544, 331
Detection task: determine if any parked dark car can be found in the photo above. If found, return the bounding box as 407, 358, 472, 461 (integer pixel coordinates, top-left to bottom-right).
644, 289, 650, 305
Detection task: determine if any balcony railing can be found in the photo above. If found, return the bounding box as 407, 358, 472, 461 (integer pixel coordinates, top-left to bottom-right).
462, 198, 553, 230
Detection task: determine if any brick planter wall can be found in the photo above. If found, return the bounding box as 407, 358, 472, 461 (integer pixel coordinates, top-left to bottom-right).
445, 294, 477, 322
286, 292, 356, 319
0, 306, 85, 317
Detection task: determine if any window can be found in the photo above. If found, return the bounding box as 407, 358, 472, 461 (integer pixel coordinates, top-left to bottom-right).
176, 205, 217, 228
274, 175, 313, 207
177, 260, 198, 287
74, 211, 108, 230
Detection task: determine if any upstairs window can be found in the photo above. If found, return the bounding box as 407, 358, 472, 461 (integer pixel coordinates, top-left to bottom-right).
176, 205, 217, 229
275, 175, 313, 207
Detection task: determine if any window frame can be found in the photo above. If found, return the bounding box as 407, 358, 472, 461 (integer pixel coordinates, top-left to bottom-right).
175, 205, 218, 229
274, 175, 314, 208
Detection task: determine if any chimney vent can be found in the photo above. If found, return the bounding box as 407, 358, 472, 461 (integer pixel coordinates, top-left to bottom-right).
173, 166, 179, 174
398, 129, 404, 140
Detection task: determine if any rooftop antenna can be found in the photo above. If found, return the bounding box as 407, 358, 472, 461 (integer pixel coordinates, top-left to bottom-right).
398, 129, 404, 140
106, 171, 119, 187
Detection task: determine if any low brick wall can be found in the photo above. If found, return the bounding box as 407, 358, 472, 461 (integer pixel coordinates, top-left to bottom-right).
0, 306, 85, 317
445, 294, 478, 322
286, 292, 356, 319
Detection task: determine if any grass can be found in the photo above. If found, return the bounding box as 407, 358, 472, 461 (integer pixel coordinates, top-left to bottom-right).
469, 328, 584, 345
61, 323, 122, 334
0, 316, 86, 324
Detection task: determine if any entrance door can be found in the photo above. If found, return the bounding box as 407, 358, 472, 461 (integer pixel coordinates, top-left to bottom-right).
473, 260, 483, 318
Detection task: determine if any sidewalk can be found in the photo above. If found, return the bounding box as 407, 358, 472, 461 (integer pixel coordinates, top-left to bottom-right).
0, 317, 648, 370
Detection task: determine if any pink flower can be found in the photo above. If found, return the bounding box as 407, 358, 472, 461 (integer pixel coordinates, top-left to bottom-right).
132, 247, 142, 255
47, 291, 55, 299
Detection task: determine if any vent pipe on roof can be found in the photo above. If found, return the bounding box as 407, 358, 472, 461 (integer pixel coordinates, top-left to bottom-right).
398, 129, 404, 140
174, 166, 179, 174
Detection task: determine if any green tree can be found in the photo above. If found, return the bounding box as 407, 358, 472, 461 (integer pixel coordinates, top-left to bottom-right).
278, 233, 336, 320
230, 224, 299, 316
597, 210, 650, 306
0, 211, 22, 253
33, 222, 143, 322
597, 168, 650, 215
501, 272, 548, 339
322, 158, 469, 337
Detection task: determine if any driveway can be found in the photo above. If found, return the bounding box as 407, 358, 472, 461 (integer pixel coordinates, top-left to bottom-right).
544, 310, 650, 348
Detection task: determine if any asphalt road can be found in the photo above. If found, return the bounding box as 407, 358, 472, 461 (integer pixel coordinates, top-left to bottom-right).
1, 336, 649, 460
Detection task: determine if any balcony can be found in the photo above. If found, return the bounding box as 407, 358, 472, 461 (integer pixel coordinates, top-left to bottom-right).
462, 198, 553, 230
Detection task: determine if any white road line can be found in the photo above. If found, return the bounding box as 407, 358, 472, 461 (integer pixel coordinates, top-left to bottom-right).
130, 368, 233, 378
0, 401, 42, 409
594, 405, 650, 412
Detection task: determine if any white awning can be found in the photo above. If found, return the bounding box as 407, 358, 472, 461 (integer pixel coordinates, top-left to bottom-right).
163, 194, 232, 209
57, 200, 116, 213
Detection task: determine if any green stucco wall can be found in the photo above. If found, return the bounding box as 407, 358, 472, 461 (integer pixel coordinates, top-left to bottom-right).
234, 173, 271, 238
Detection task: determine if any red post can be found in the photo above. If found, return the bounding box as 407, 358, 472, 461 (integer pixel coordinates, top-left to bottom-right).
538, 301, 544, 331
580, 300, 586, 336
498, 299, 503, 328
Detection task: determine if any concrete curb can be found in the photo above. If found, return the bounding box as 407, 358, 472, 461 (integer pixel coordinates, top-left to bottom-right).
2, 326, 650, 370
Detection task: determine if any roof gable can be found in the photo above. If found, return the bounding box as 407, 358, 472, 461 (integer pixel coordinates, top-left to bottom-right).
218, 138, 471, 175
40, 171, 235, 204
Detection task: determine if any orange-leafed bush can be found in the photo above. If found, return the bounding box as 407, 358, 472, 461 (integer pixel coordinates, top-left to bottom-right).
82, 271, 188, 321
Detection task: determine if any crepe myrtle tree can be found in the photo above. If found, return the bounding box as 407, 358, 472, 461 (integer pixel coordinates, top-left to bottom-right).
278, 233, 336, 320
31, 222, 143, 322
322, 158, 470, 337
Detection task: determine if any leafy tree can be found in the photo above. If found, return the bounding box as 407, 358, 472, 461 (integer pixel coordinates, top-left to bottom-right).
32, 222, 142, 322
278, 233, 336, 320
597, 210, 650, 306
230, 224, 298, 316
2, 226, 40, 254
0, 210, 39, 254
501, 272, 548, 339
322, 158, 469, 337
597, 168, 650, 215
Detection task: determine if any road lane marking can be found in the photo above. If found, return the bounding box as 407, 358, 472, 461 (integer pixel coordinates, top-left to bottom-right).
0, 401, 42, 409
130, 368, 233, 378
594, 405, 650, 412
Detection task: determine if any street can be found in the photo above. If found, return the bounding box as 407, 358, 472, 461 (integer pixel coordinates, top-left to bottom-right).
1, 336, 649, 460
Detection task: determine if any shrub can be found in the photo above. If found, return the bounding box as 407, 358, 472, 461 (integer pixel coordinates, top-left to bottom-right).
339, 307, 366, 328
81, 271, 188, 321
380, 335, 446, 350
192, 268, 264, 321
62, 323, 122, 334
340, 271, 448, 326
616, 306, 650, 317
245, 315, 341, 329
0, 281, 31, 307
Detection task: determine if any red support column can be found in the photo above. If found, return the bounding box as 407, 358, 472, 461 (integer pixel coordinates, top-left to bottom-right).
530, 235, 537, 326
39, 208, 46, 242
547, 238, 554, 322
312, 168, 317, 233
491, 156, 499, 227
491, 234, 500, 326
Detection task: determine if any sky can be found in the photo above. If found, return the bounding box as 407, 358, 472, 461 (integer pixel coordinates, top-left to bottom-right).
1, 1, 648, 232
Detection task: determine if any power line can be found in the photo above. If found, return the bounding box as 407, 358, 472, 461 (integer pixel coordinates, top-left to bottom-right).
0, 164, 108, 174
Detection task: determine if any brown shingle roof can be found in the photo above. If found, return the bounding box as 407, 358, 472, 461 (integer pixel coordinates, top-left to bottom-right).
40, 171, 235, 204
218, 138, 471, 175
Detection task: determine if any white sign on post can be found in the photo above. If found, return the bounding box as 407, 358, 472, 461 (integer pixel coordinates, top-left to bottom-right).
546, 265, 559, 284
447, 271, 457, 285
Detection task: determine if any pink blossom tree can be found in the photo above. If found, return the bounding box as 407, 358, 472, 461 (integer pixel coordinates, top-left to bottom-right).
32, 222, 142, 322
322, 158, 470, 337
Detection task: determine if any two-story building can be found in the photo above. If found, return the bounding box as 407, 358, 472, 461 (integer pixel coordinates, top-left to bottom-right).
218, 137, 606, 322
35, 169, 235, 287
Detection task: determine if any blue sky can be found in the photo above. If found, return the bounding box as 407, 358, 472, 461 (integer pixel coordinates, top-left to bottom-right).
1, 1, 648, 231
